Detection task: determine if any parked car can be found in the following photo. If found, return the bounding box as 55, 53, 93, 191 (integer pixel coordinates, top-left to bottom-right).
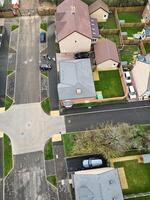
82, 158, 103, 168
128, 85, 136, 99
124, 71, 131, 84
40, 64, 52, 71
74, 52, 90, 59
40, 32, 46, 43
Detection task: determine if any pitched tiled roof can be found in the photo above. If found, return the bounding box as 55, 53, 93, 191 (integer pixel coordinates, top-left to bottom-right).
89, 0, 109, 15
94, 39, 120, 65
55, 0, 92, 42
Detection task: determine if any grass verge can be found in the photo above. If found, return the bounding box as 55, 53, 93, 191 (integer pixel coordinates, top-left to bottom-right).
44, 138, 53, 160
47, 176, 57, 187
5, 96, 13, 110
4, 134, 12, 176
41, 98, 51, 114
40, 22, 48, 31
144, 43, 150, 54
11, 25, 19, 31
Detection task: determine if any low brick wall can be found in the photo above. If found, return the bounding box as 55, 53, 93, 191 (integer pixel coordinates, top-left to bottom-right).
139, 40, 146, 55
113, 6, 145, 13
121, 23, 145, 28
100, 29, 119, 34
123, 39, 140, 45
0, 11, 14, 18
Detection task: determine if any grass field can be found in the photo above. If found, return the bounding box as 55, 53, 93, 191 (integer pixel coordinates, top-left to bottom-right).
11, 25, 19, 31
144, 43, 150, 54
94, 70, 124, 98
102, 34, 120, 45
40, 23, 48, 31
120, 45, 139, 63
121, 27, 142, 37
114, 160, 150, 194
4, 134, 12, 176
99, 14, 117, 29
41, 98, 51, 114
118, 11, 142, 23
44, 138, 53, 160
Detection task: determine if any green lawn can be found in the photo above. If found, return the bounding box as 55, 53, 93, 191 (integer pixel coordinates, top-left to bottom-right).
99, 14, 117, 29
41, 98, 51, 114
129, 197, 150, 200
41, 71, 48, 77
102, 34, 120, 46
118, 12, 142, 23
144, 43, 150, 54
114, 160, 150, 194
47, 176, 57, 187
4, 134, 12, 176
120, 45, 139, 63
7, 69, 13, 76
94, 70, 124, 98
121, 27, 142, 37
11, 25, 19, 31
44, 138, 53, 160
40, 22, 48, 31
5, 96, 13, 110
62, 133, 75, 157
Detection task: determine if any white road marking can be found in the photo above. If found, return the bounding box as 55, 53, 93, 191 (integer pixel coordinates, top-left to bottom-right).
65, 105, 150, 117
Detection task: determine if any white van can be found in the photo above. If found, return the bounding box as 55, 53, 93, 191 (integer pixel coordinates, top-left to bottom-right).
128, 85, 136, 99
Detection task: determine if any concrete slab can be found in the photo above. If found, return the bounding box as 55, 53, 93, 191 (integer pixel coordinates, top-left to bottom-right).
118, 167, 128, 189
0, 103, 66, 155
50, 110, 60, 117
52, 134, 62, 142
93, 69, 99, 81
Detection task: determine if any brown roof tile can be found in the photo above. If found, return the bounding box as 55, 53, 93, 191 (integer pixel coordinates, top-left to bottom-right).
89, 0, 109, 14
56, 0, 92, 42
94, 39, 120, 64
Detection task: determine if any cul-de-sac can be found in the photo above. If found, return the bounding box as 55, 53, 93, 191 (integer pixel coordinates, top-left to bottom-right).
0, 0, 150, 200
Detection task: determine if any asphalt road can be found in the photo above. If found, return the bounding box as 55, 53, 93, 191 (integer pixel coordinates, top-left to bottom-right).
65, 101, 150, 132
5, 151, 52, 200
15, 16, 40, 104
47, 21, 59, 110
0, 24, 9, 107
66, 154, 107, 173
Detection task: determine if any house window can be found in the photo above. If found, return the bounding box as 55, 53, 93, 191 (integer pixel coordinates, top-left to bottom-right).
104, 14, 107, 18
113, 63, 116, 66
75, 40, 77, 43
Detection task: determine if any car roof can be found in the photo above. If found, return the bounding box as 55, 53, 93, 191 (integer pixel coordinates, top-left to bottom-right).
129, 85, 135, 92
125, 71, 130, 76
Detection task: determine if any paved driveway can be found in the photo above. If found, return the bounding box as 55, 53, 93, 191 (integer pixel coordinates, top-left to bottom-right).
15, 16, 40, 104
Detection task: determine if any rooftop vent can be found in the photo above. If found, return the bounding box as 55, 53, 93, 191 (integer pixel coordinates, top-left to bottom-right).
109, 179, 113, 185
76, 88, 82, 95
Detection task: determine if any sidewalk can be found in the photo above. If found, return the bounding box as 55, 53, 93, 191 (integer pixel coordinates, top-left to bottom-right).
52, 134, 72, 200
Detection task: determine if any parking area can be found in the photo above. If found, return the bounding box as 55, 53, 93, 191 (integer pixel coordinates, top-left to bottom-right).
66, 154, 107, 173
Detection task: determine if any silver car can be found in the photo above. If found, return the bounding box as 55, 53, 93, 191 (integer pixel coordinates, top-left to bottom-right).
82, 158, 103, 168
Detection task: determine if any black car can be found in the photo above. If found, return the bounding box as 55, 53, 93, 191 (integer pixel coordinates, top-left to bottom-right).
74, 52, 90, 59
40, 64, 52, 71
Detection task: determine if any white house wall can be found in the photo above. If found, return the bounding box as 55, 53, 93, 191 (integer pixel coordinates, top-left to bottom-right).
90, 8, 109, 22
59, 32, 91, 53
97, 59, 118, 71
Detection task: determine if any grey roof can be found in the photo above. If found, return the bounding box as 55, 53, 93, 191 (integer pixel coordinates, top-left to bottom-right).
73, 168, 124, 200
90, 18, 99, 38
144, 26, 150, 37
142, 154, 150, 163
58, 59, 96, 100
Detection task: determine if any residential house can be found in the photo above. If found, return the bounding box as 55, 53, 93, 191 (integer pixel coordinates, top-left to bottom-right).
94, 39, 120, 71
142, 26, 150, 38
57, 59, 96, 107
132, 59, 150, 100
55, 0, 99, 53
89, 0, 109, 22
142, 0, 150, 24
55, 0, 92, 53
72, 167, 124, 200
